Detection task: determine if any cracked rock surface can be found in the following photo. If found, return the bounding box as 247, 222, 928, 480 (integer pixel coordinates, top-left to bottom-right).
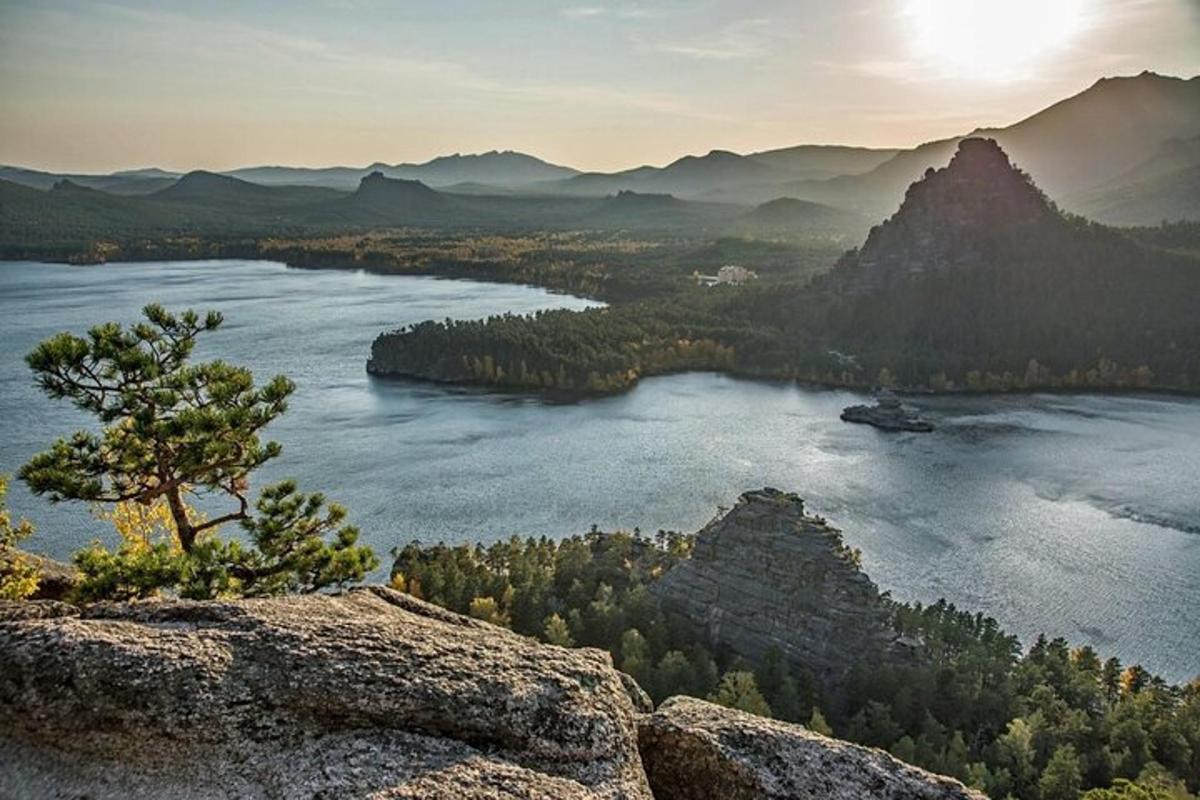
0, 586, 651, 799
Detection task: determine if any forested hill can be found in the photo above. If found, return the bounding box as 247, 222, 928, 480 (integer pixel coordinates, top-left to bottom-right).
795, 138, 1200, 389
370, 139, 1200, 396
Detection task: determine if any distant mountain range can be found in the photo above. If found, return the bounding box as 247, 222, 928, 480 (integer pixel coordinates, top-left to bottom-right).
2, 72, 1197, 235
1, 165, 870, 257
226, 151, 580, 190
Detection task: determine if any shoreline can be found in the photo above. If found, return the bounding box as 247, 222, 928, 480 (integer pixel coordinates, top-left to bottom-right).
8, 254, 1196, 402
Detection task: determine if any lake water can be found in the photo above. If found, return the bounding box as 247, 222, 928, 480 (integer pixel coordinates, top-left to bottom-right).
1, 259, 1197, 682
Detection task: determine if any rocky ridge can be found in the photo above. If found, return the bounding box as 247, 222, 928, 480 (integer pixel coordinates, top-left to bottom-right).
652, 488, 898, 689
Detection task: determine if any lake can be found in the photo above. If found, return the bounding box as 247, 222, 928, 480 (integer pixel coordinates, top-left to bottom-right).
1, 259, 1197, 682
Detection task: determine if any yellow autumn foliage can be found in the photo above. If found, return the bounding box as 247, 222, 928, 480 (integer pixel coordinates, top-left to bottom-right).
93, 491, 212, 553
0, 475, 40, 600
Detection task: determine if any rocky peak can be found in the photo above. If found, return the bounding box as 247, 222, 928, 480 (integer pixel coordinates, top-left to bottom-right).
356, 170, 435, 196
652, 488, 896, 690
834, 137, 1060, 292
907, 137, 1051, 226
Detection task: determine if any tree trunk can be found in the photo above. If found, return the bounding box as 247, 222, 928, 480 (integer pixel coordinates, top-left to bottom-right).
166, 485, 196, 553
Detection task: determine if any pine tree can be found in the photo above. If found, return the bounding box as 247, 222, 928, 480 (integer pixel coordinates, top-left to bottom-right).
543, 613, 574, 647
709, 671, 772, 718
808, 708, 834, 736
19, 305, 377, 599
1039, 744, 1083, 800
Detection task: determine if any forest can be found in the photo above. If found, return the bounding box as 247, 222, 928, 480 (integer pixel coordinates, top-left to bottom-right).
369, 209, 1200, 396
390, 529, 1200, 800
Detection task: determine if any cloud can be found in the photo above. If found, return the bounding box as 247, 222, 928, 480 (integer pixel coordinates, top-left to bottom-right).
560, 3, 667, 20
561, 6, 606, 18
637, 17, 789, 61
79, 2, 731, 123
830, 58, 927, 82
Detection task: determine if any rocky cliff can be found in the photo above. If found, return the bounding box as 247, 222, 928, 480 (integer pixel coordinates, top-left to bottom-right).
652, 488, 897, 689
0, 581, 986, 799
638, 696, 987, 800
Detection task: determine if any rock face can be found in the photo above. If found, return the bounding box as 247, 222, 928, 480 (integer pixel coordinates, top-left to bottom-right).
638, 696, 988, 800
0, 586, 652, 800
652, 488, 896, 689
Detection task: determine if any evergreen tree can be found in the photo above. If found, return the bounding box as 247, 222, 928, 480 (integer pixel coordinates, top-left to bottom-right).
709, 671, 772, 718
808, 708, 834, 736
543, 613, 574, 647
1039, 744, 1083, 800
19, 305, 377, 599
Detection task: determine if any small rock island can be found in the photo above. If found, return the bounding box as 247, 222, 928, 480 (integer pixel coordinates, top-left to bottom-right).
841, 392, 934, 432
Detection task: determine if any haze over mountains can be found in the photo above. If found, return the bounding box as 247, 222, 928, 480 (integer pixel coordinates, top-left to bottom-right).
1, 72, 1197, 243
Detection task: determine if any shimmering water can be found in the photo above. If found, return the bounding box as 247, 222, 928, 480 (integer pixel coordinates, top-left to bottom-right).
2, 259, 1197, 681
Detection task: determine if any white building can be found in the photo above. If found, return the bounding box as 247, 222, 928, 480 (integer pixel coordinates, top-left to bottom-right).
717, 264, 757, 285
693, 264, 758, 287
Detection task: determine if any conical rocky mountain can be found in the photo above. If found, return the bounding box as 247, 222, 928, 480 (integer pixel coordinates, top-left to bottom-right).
806, 138, 1200, 389
834, 137, 1058, 292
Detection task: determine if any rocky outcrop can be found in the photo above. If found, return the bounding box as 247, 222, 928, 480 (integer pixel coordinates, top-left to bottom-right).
0, 586, 652, 799
1, 578, 986, 799
841, 393, 934, 432
652, 488, 896, 689
638, 696, 987, 800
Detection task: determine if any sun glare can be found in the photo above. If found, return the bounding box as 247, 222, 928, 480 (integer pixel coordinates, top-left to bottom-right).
904, 0, 1087, 81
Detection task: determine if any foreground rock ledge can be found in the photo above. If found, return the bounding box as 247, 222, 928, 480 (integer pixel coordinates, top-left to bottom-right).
638, 696, 987, 800
0, 587, 651, 800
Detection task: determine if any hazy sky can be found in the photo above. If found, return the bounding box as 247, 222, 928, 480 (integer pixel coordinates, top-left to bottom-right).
1, 0, 1197, 173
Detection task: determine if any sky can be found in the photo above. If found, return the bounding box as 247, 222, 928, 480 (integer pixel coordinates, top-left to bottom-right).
0, 0, 1197, 173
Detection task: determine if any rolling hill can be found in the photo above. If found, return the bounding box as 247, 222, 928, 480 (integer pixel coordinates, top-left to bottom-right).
731, 197, 869, 240
154, 171, 343, 211
557, 150, 782, 198
1066, 135, 1200, 225
0, 166, 178, 195
228, 151, 579, 190
744, 145, 900, 180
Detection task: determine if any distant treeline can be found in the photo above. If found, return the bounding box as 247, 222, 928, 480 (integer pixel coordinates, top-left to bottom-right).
370, 216, 1200, 395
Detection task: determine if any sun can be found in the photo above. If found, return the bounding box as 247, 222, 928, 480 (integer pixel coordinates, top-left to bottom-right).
904, 0, 1087, 81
